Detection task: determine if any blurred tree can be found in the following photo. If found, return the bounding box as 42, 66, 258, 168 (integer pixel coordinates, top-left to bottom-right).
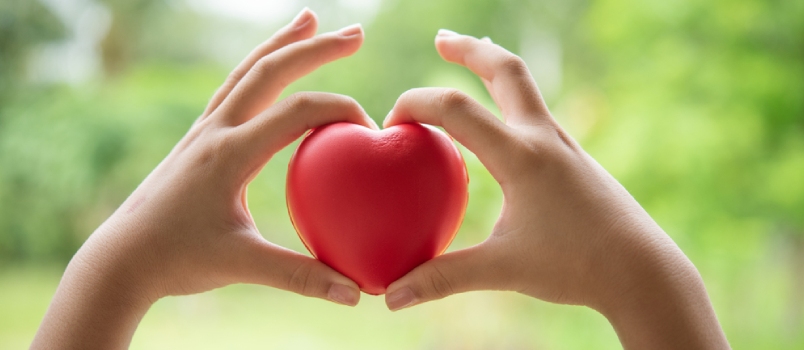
570, 0, 804, 340
0, 0, 65, 107
98, 0, 217, 75
98, 0, 160, 74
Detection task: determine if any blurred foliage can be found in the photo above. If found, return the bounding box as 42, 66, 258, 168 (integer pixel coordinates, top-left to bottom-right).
0, 0, 803, 348
0, 0, 65, 105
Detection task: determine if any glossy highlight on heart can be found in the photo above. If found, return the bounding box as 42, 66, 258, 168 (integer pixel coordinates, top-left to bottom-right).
286, 122, 469, 295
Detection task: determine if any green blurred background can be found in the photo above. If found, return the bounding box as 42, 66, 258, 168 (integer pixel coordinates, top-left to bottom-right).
1, 0, 802, 348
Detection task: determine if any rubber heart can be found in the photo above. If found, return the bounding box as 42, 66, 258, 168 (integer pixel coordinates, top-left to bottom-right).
286, 122, 468, 295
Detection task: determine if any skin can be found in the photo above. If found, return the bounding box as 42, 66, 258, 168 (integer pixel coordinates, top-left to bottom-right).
383, 30, 731, 349
31, 9, 375, 350
31, 9, 730, 350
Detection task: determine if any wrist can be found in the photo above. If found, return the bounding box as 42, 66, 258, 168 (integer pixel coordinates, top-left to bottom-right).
32, 235, 156, 349
71, 226, 162, 308
588, 230, 728, 349
71, 243, 158, 311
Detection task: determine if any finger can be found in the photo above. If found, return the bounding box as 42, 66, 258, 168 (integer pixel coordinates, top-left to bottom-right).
384, 244, 509, 311
232, 92, 377, 167
478, 37, 496, 99
384, 87, 513, 180
435, 29, 552, 125
214, 23, 364, 126
237, 237, 361, 306
198, 8, 318, 123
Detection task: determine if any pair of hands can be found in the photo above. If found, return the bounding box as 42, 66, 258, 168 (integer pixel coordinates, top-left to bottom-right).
33, 8, 729, 350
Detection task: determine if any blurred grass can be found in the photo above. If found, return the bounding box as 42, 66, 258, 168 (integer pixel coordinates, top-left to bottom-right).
0, 265, 622, 350
3, 251, 801, 349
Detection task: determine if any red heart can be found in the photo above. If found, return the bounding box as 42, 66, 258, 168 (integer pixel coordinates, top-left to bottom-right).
286, 122, 468, 295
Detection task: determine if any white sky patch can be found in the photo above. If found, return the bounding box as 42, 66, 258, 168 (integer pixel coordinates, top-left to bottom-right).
338, 0, 383, 20
28, 0, 384, 83
185, 0, 301, 27
186, 0, 382, 28
29, 0, 111, 84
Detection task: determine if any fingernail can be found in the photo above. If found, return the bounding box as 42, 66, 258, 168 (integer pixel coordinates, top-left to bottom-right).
481, 36, 493, 43
386, 287, 417, 311
291, 7, 313, 28
328, 284, 359, 306
437, 29, 458, 37
338, 23, 363, 37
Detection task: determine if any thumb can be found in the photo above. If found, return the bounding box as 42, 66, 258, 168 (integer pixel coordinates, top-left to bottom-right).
384, 243, 507, 311
384, 87, 514, 182
236, 237, 361, 306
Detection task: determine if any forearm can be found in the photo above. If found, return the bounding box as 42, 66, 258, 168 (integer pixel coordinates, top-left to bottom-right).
594, 234, 730, 349
31, 245, 154, 350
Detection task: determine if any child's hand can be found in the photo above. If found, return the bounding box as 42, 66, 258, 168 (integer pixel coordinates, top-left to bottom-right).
33, 9, 374, 349
383, 30, 729, 349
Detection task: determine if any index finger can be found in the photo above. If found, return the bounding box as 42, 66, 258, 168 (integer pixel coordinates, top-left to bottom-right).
198, 8, 319, 123
435, 30, 552, 126
213, 23, 365, 126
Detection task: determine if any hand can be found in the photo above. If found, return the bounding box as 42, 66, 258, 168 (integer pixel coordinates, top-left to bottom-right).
383, 30, 730, 349
32, 9, 375, 350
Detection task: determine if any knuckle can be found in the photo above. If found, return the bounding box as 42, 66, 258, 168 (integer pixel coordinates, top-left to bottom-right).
509, 142, 546, 173
287, 261, 317, 296
508, 126, 578, 175
224, 67, 248, 88
498, 54, 529, 77
516, 135, 553, 164
339, 94, 360, 108
251, 55, 271, 74
337, 95, 362, 114
418, 265, 454, 300
282, 93, 360, 118
251, 55, 279, 79
437, 89, 472, 111
325, 93, 357, 109
187, 129, 233, 170
282, 92, 316, 111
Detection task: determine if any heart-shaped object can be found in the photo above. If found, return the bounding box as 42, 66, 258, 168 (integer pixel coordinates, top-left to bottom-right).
286, 122, 468, 295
